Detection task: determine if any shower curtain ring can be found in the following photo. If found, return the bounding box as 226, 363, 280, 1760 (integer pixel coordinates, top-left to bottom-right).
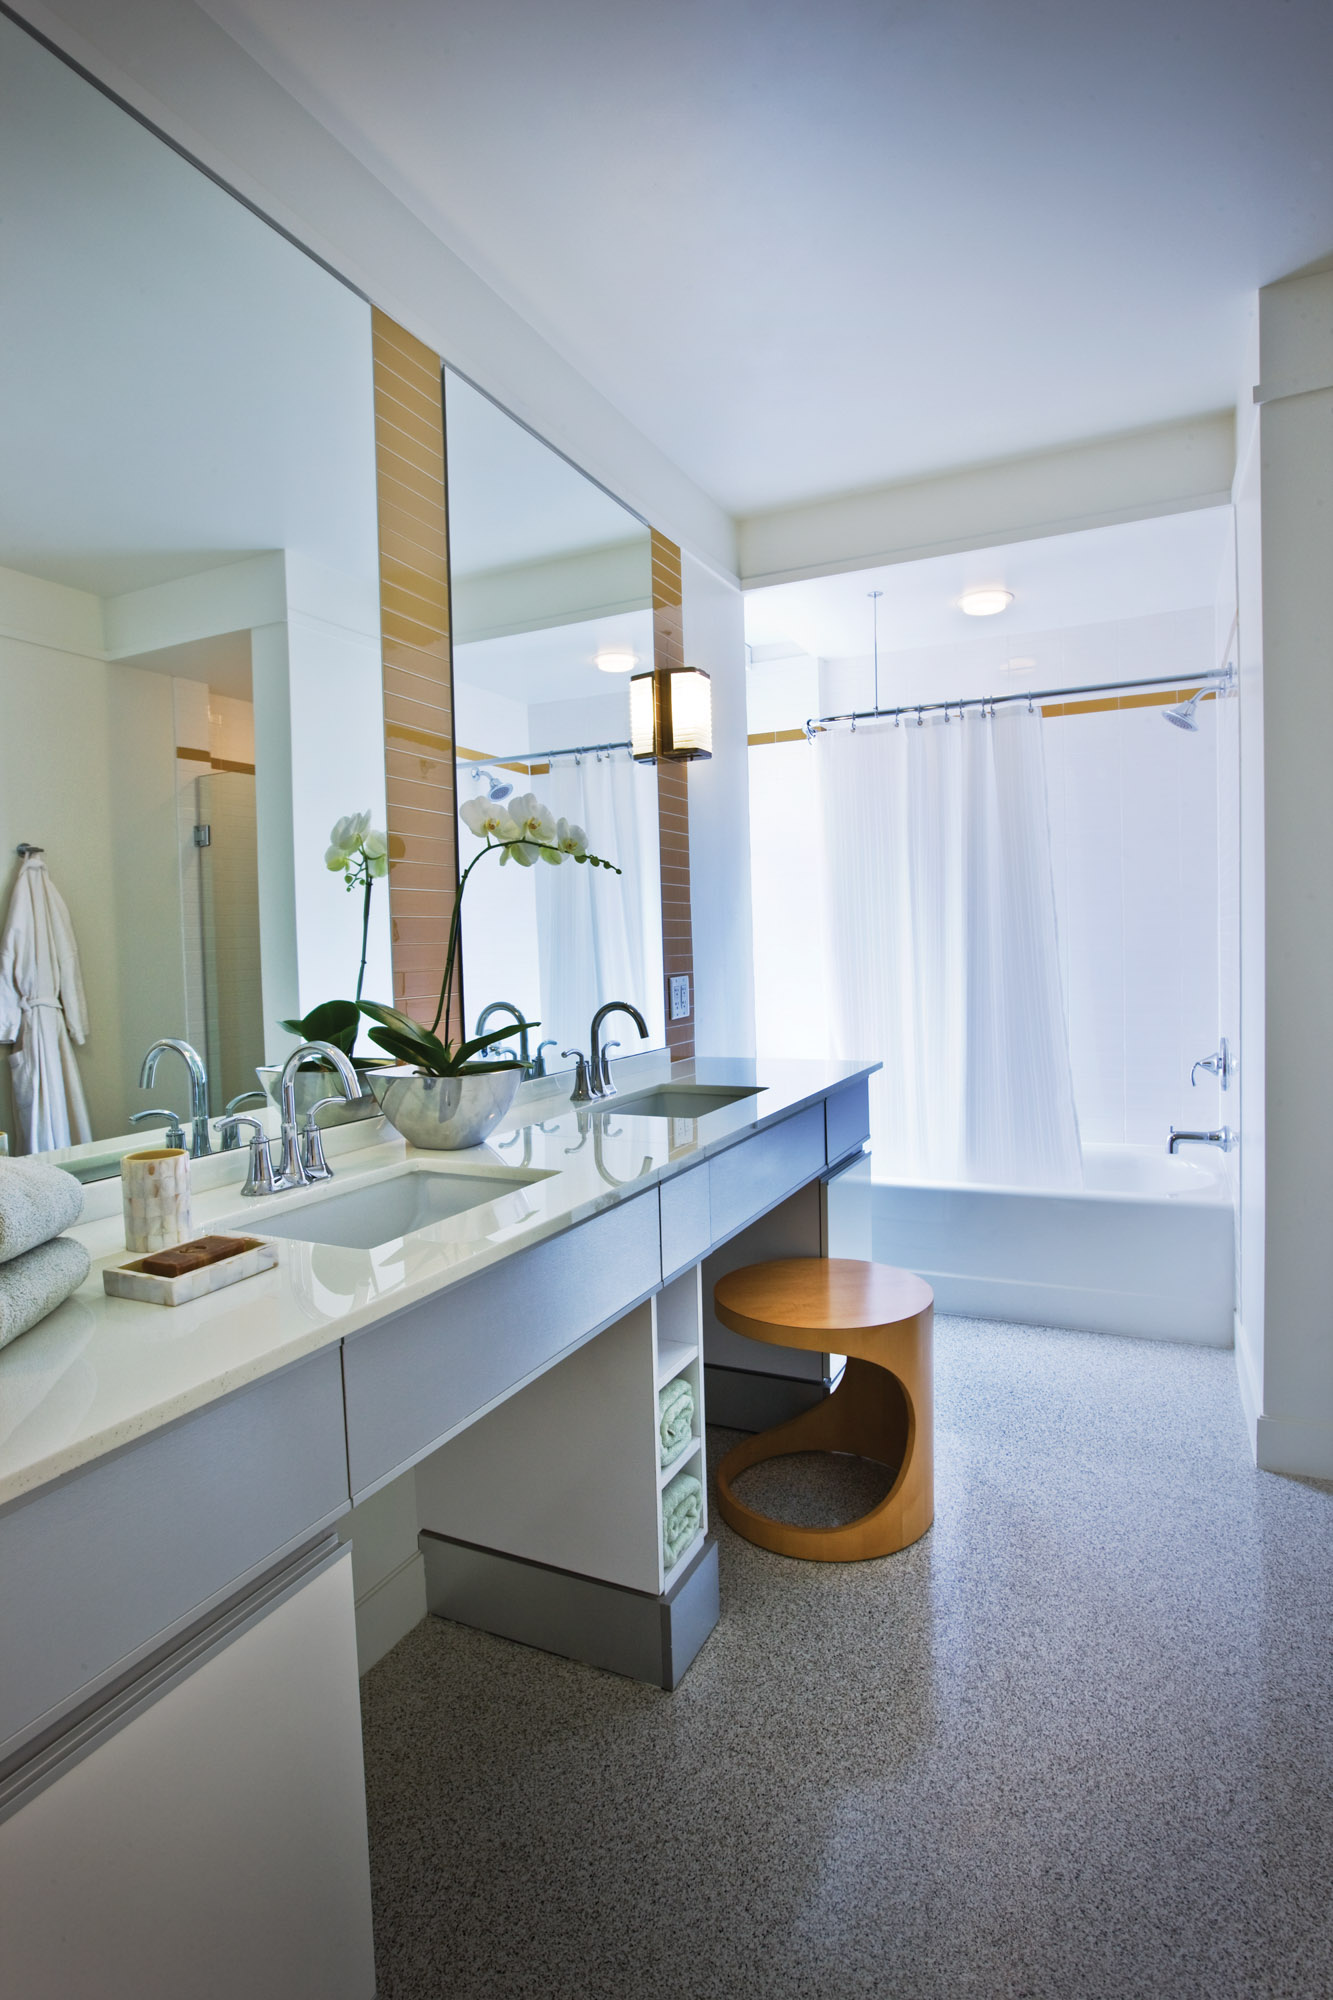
916, 707, 924, 727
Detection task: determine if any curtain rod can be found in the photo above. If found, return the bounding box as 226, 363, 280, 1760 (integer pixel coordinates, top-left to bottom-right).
466, 738, 631, 771
805, 669, 1232, 738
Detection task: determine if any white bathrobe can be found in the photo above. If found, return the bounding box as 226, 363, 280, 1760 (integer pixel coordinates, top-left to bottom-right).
0, 856, 92, 1154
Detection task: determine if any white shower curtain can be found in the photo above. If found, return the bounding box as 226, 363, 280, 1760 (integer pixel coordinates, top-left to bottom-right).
533, 752, 663, 1058
816, 705, 1082, 1188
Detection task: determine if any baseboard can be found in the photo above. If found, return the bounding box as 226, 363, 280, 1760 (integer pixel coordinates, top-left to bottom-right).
354, 1551, 427, 1675
419, 1531, 719, 1690
705, 1363, 831, 1431
1255, 1413, 1333, 1482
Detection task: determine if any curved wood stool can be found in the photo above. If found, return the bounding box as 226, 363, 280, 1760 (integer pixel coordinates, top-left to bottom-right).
713, 1259, 933, 1562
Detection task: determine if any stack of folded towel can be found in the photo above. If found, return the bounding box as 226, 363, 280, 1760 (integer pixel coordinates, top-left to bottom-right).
658, 1375, 695, 1469
0, 1159, 90, 1352
662, 1467, 702, 1571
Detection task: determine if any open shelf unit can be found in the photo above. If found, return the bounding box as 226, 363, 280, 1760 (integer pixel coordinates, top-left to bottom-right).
414, 1259, 709, 1603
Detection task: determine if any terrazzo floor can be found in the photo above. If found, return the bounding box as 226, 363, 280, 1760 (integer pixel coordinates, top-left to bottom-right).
360, 1317, 1333, 1999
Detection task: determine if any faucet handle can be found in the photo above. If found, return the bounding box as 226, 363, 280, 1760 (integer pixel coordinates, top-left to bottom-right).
563, 1050, 596, 1105
532, 1038, 559, 1079
218, 1116, 285, 1196
221, 1091, 267, 1149
131, 1109, 186, 1151
299, 1097, 346, 1182
596, 1039, 622, 1096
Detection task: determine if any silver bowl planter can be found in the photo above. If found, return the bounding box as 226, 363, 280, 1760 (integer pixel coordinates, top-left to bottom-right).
369, 1068, 522, 1150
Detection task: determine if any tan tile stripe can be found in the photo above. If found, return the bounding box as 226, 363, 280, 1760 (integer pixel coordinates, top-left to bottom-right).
650, 529, 693, 1060
372, 307, 458, 1028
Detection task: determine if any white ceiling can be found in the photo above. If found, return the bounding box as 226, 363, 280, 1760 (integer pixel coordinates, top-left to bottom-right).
199, 0, 1333, 517
745, 507, 1234, 662
0, 13, 377, 597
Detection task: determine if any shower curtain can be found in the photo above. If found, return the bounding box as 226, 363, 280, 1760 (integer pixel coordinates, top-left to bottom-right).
533, 751, 662, 1058
815, 705, 1082, 1188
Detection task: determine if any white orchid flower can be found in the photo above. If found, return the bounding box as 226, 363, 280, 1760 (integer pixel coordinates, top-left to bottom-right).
461, 796, 519, 842
368, 852, 389, 878
325, 843, 350, 871
555, 818, 587, 858
507, 793, 557, 845
362, 829, 388, 859
500, 840, 538, 867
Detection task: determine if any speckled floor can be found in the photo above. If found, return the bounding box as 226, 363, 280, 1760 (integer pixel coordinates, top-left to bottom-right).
360, 1317, 1333, 1999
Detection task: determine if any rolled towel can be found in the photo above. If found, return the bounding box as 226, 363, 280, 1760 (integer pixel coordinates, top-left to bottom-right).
662, 1468, 702, 1570
0, 1159, 84, 1265
0, 1235, 92, 1351
658, 1375, 695, 1469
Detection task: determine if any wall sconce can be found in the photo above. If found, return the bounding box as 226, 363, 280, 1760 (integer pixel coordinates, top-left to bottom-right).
630, 666, 713, 763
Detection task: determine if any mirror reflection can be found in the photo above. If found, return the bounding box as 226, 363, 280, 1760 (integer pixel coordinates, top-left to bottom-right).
0, 15, 387, 1176
445, 371, 665, 1074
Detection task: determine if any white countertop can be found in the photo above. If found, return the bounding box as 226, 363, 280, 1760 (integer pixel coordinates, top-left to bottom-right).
0, 1056, 873, 1511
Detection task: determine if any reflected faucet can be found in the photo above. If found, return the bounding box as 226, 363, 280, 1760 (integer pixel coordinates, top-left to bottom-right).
589, 1001, 649, 1098
139, 1039, 211, 1157
475, 1000, 532, 1072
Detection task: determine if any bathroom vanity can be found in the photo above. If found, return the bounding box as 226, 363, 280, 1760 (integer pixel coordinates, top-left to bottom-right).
0, 1056, 872, 2000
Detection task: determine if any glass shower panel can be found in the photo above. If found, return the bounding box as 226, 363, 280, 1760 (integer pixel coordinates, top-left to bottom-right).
195, 771, 265, 1110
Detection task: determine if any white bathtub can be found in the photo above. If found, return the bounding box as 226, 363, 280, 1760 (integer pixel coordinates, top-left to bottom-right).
870, 1143, 1235, 1346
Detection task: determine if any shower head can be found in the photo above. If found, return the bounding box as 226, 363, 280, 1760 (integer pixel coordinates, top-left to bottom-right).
471, 767, 514, 802
1162, 688, 1205, 731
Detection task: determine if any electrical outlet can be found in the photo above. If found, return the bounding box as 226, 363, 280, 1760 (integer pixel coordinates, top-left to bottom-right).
669, 974, 691, 1022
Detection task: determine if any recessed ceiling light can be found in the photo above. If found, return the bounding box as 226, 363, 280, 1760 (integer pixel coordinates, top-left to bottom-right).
1001, 656, 1036, 672
595, 648, 638, 673
959, 589, 1013, 617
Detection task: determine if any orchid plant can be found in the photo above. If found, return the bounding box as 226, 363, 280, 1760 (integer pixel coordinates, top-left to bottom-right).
279, 811, 390, 1059
357, 791, 620, 1077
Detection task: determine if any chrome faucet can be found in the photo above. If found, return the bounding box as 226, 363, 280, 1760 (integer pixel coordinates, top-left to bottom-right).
275, 1042, 361, 1188
475, 1000, 532, 1072
1168, 1127, 1235, 1155
139, 1039, 211, 1157
589, 1001, 649, 1098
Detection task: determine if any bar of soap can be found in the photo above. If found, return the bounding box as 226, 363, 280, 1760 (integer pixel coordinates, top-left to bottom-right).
135, 1234, 256, 1277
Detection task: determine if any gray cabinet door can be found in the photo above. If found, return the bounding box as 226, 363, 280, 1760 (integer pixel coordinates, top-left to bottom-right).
0, 1347, 348, 1765
342, 1189, 662, 1499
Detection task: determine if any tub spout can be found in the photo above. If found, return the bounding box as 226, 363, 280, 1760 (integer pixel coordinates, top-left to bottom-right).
1167, 1127, 1235, 1155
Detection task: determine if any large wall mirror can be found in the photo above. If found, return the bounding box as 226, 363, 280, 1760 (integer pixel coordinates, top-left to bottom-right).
445, 371, 665, 1072
0, 14, 389, 1176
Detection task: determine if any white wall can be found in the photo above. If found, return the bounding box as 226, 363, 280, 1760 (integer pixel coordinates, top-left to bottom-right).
1250, 265, 1333, 1480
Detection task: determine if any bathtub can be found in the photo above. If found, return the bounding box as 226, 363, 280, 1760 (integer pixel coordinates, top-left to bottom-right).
870, 1143, 1235, 1347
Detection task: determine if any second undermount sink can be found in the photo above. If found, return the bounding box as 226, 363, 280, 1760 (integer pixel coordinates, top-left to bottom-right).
254, 1166, 551, 1251
606, 1084, 765, 1120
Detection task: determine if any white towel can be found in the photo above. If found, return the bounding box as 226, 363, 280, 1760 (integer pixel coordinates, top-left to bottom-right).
0, 1235, 91, 1350
0, 1158, 84, 1264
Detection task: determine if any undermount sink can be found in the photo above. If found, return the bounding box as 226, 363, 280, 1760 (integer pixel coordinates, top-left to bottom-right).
605, 1084, 765, 1120
253, 1166, 550, 1251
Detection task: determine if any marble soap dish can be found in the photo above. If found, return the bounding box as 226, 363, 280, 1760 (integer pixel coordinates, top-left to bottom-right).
103, 1233, 278, 1306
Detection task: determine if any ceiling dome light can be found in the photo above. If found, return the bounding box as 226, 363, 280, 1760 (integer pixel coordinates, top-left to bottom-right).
595, 647, 637, 674
959, 589, 1013, 617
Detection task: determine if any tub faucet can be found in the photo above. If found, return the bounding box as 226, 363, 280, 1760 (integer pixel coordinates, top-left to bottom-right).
1168, 1127, 1235, 1155
139, 1038, 211, 1157
475, 1000, 532, 1072
589, 1001, 649, 1097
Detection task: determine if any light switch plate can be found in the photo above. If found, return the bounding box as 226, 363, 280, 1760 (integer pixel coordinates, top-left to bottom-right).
669, 974, 691, 1022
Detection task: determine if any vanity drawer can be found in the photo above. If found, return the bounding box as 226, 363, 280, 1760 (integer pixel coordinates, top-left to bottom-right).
707, 1104, 827, 1247
0, 1347, 347, 1766
659, 1163, 711, 1280
342, 1189, 662, 1500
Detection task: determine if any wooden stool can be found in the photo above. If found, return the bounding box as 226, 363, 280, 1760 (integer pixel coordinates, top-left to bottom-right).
713, 1259, 933, 1562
